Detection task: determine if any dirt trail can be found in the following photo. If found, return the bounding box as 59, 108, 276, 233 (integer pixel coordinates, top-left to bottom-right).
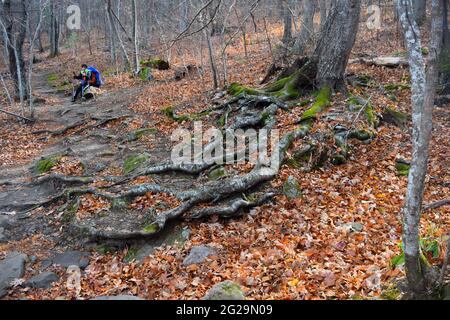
0, 69, 156, 244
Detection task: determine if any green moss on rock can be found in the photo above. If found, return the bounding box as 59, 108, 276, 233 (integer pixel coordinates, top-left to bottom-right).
384, 83, 411, 92
142, 223, 159, 234
203, 281, 245, 300
141, 58, 170, 70
383, 106, 409, 130
228, 83, 263, 96
36, 155, 62, 174
396, 160, 411, 176
208, 167, 227, 181
163, 106, 191, 123
123, 153, 150, 174
365, 101, 379, 128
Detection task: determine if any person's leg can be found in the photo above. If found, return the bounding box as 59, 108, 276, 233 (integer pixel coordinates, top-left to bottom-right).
72, 84, 82, 102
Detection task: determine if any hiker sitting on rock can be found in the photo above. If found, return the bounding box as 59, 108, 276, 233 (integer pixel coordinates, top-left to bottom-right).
72, 64, 102, 102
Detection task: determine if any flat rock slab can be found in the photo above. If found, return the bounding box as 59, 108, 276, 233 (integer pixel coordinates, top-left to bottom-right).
0, 252, 27, 297
183, 245, 217, 266
51, 251, 90, 269
92, 295, 144, 300
25, 272, 59, 289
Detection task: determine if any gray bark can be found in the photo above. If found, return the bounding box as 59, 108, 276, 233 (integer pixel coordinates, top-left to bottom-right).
413, 0, 427, 25
132, 0, 140, 74
293, 0, 316, 55
49, 0, 59, 58
313, 0, 361, 91
397, 0, 444, 296
3, 0, 28, 99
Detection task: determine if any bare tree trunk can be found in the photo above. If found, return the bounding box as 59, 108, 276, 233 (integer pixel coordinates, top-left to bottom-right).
281, 0, 293, 46
132, 0, 140, 74
106, 0, 130, 70
106, 0, 117, 69
438, 0, 449, 95
313, 0, 361, 91
293, 0, 316, 55
3, 0, 28, 99
397, 0, 444, 297
28, 0, 46, 118
320, 0, 328, 30
204, 26, 219, 89
0, 3, 9, 66
49, 0, 59, 58
413, 0, 427, 26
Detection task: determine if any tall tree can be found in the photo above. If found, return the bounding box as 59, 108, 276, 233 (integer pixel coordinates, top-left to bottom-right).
313, 0, 361, 90
397, 0, 444, 297
49, 0, 59, 58
2, 0, 28, 99
413, 0, 427, 25
132, 0, 140, 74
437, 0, 449, 95
293, 0, 316, 55
281, 0, 293, 46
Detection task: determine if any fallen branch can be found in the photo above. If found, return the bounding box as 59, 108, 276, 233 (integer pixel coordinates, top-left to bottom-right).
0, 107, 33, 122
423, 198, 450, 211
348, 56, 408, 68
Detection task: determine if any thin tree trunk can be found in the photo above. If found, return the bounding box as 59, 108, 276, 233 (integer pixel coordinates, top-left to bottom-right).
397, 0, 444, 296
204, 26, 219, 89
106, 0, 117, 69
3, 0, 28, 99
28, 0, 45, 118
107, 0, 130, 69
132, 0, 140, 74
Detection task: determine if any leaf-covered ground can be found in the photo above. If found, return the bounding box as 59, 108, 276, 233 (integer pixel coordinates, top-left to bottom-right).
0, 17, 448, 300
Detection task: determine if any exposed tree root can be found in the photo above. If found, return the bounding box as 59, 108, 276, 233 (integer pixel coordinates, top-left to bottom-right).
32, 114, 131, 136
14, 87, 384, 242
187, 192, 277, 220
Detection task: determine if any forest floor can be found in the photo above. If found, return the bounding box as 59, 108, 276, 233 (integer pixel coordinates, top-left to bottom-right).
0, 20, 449, 300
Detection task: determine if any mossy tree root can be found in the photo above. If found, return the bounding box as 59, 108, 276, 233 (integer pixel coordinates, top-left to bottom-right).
229, 59, 317, 101
187, 192, 277, 220
144, 89, 331, 234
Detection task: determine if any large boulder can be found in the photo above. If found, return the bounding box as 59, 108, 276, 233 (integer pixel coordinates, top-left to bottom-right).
203, 281, 245, 300
25, 272, 59, 289
0, 252, 27, 297
183, 246, 217, 266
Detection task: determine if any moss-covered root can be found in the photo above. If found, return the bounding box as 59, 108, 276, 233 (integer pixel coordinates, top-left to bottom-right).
123, 153, 150, 174
299, 87, 331, 122
35, 154, 63, 174
228, 60, 317, 101
228, 83, 264, 97
382, 106, 409, 130
365, 100, 379, 129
